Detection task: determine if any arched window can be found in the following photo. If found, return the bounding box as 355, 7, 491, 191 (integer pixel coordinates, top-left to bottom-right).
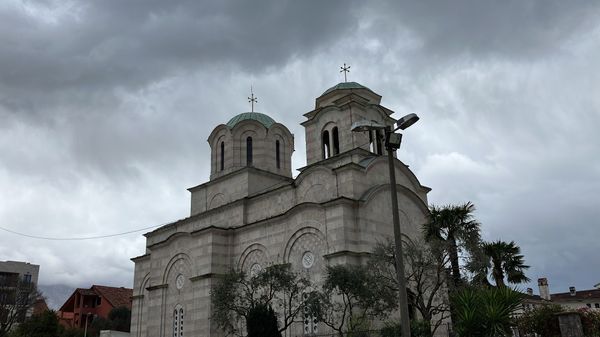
332, 127, 340, 155
322, 130, 330, 159
173, 307, 184, 337
375, 130, 383, 155
246, 137, 253, 166
220, 141, 225, 171
276, 140, 281, 169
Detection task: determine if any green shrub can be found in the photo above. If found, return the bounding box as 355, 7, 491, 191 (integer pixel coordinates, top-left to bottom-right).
515, 304, 562, 337
379, 320, 432, 337
452, 286, 522, 337
579, 308, 600, 337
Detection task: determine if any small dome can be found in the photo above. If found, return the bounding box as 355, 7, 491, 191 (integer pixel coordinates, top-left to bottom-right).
226, 112, 276, 129
321, 81, 372, 96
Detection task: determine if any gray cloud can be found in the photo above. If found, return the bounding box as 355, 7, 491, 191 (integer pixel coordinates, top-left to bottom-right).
0, 0, 598, 295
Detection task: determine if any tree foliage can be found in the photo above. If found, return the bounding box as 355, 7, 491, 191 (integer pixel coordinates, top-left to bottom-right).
246, 304, 282, 337
472, 240, 530, 287
211, 263, 310, 336
423, 202, 481, 290
309, 264, 397, 337
10, 310, 83, 337
452, 286, 523, 337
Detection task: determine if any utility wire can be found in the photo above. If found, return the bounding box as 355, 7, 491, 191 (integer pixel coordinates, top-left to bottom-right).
0, 224, 163, 241
0, 142, 386, 242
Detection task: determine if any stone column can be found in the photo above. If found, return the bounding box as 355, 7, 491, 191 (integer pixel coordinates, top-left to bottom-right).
556, 312, 584, 337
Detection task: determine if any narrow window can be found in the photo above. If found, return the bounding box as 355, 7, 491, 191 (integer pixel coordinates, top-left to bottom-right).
173, 307, 184, 337
246, 137, 253, 166
173, 309, 178, 337
276, 140, 281, 169
220, 141, 225, 171
332, 127, 339, 155
322, 131, 330, 159
375, 130, 383, 155
369, 130, 374, 152
179, 308, 184, 337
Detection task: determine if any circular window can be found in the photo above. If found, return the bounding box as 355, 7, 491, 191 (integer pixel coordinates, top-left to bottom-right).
176, 274, 185, 290
250, 263, 263, 278
302, 251, 315, 269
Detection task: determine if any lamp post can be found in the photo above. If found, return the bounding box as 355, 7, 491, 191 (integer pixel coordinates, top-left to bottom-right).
351, 113, 419, 337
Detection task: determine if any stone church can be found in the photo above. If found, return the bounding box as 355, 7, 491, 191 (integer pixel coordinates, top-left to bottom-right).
130, 81, 432, 337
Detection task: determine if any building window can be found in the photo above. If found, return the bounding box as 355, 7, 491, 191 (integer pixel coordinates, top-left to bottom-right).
246, 137, 253, 166
96, 297, 101, 306
332, 127, 339, 155
375, 130, 383, 155
220, 141, 225, 171
23, 274, 32, 284
595, 303, 599, 308
587, 303, 592, 308
173, 307, 184, 337
276, 140, 281, 169
303, 293, 318, 335
322, 130, 330, 159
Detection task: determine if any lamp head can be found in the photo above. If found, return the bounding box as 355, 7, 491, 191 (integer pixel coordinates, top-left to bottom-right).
396, 113, 419, 130
351, 120, 386, 132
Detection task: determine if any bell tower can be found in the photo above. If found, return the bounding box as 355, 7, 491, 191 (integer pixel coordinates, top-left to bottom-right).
301, 81, 397, 165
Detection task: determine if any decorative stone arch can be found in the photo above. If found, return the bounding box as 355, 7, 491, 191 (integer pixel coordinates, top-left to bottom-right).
360, 183, 429, 216
294, 165, 333, 187
162, 252, 193, 285
363, 156, 428, 197
207, 125, 232, 176
238, 243, 270, 270
208, 192, 227, 209
295, 166, 335, 204
134, 273, 152, 337
282, 225, 328, 263
138, 272, 152, 296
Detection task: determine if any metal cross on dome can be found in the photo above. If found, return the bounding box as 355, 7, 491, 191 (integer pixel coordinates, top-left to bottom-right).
340, 63, 351, 82
248, 86, 258, 112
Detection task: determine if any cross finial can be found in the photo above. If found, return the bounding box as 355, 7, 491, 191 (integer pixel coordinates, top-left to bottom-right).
248, 86, 258, 112
340, 63, 351, 82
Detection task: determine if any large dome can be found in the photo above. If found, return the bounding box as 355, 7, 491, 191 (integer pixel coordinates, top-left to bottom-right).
226, 112, 276, 129
321, 81, 373, 96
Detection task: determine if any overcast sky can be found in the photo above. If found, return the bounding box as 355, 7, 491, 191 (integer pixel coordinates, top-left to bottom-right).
1, 0, 599, 296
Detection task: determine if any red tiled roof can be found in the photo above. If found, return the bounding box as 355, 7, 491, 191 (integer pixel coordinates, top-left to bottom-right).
551, 289, 600, 301
92, 285, 133, 309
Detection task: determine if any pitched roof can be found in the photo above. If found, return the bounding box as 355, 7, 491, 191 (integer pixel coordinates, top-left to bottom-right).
551, 289, 600, 301
92, 285, 133, 309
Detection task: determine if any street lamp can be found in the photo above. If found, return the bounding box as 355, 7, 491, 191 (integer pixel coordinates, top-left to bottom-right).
351, 113, 420, 337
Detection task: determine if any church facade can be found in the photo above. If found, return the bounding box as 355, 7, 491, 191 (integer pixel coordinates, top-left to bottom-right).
130, 82, 432, 337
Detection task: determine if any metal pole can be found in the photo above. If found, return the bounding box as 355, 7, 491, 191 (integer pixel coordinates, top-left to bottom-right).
385, 127, 412, 337
83, 313, 88, 337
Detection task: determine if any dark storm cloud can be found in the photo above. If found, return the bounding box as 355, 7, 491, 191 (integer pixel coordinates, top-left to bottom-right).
0, 0, 598, 294
365, 0, 600, 60
0, 0, 361, 96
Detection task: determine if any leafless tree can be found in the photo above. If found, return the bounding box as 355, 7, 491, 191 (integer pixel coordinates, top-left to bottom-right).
0, 278, 42, 337
370, 237, 452, 336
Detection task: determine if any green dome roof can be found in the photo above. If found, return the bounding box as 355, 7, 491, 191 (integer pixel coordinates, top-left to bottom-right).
322, 81, 372, 96
226, 112, 276, 129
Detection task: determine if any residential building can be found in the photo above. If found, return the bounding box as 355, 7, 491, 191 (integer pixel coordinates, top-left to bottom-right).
0, 260, 40, 327
522, 278, 600, 311
58, 285, 132, 329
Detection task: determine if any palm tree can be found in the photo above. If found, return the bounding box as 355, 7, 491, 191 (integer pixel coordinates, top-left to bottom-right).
423, 202, 481, 289
480, 240, 530, 287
